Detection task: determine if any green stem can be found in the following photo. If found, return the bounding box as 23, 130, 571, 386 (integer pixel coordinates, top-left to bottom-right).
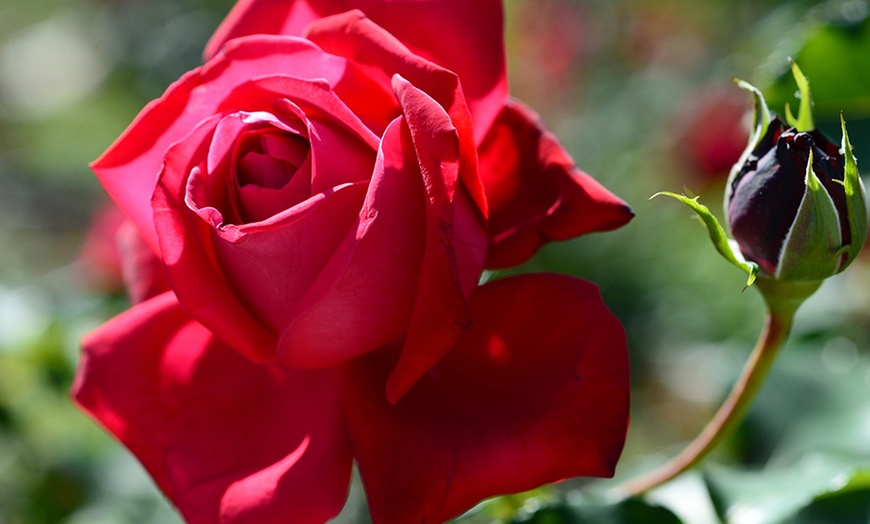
614, 277, 817, 498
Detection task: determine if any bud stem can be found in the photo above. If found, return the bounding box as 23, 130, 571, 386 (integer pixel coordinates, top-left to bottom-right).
613, 281, 812, 497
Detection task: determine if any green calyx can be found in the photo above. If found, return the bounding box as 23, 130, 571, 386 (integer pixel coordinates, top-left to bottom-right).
837, 113, 868, 271
775, 149, 844, 281
773, 64, 865, 280
754, 276, 822, 319
725, 79, 772, 210
651, 192, 759, 289
734, 78, 771, 152
784, 60, 815, 132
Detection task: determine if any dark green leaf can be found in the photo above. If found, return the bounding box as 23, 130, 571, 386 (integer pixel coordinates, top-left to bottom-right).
511, 497, 684, 524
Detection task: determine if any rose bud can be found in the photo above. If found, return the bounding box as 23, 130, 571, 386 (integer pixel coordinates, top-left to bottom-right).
724, 62, 866, 285
726, 110, 866, 283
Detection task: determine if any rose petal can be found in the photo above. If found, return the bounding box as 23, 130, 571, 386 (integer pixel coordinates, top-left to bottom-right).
236, 184, 312, 224
200, 98, 376, 226
205, 1, 508, 143
205, 110, 310, 224
384, 76, 480, 403
212, 181, 367, 339
218, 75, 382, 151
304, 10, 488, 218
344, 274, 630, 524
92, 36, 351, 252
479, 99, 634, 268
278, 115, 426, 368
72, 292, 353, 524
205, 0, 323, 59
153, 115, 277, 362
154, 111, 371, 361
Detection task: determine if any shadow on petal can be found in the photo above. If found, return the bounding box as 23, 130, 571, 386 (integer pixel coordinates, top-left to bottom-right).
345, 273, 630, 524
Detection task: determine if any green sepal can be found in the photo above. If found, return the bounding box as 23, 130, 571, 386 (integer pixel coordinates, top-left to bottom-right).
775, 150, 843, 281
725, 79, 772, 206
652, 191, 758, 289
734, 78, 771, 151
784, 60, 815, 132
837, 113, 867, 271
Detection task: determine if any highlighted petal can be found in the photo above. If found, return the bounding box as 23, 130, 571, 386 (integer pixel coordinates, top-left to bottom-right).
72, 292, 353, 524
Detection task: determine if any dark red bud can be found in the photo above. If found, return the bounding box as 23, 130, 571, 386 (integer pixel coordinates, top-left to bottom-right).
726, 116, 848, 275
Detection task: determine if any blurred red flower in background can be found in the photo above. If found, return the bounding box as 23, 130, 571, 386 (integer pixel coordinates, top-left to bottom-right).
672, 86, 751, 184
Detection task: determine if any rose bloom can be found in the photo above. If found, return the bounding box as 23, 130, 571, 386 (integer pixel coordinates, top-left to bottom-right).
72, 1, 634, 523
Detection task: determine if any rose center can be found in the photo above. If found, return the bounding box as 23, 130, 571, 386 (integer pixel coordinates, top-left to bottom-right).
236, 129, 311, 190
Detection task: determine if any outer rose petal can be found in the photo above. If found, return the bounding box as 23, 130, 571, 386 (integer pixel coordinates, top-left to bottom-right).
479, 99, 634, 268
205, 0, 507, 140
72, 292, 353, 524
345, 274, 630, 523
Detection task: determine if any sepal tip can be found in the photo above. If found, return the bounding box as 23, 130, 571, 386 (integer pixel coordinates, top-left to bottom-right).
651, 191, 758, 289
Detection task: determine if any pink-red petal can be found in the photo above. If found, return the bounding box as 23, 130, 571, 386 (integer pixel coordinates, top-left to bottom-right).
344, 274, 630, 524
304, 10, 488, 218
479, 99, 634, 268
205, 1, 507, 142
211, 181, 368, 338
153, 116, 278, 362
384, 76, 481, 403
72, 292, 353, 524
92, 36, 350, 252
277, 116, 426, 368
154, 110, 372, 361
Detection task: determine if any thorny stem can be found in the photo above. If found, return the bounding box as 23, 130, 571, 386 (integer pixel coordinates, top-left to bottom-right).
613, 277, 818, 498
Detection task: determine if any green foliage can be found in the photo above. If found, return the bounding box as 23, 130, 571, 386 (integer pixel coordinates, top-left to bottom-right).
509, 497, 683, 524
765, 10, 870, 121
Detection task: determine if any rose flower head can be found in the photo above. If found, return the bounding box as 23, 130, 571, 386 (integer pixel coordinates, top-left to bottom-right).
71, 1, 634, 523
725, 62, 867, 284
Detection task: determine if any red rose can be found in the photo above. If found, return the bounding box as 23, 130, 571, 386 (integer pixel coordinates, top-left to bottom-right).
73, 2, 633, 523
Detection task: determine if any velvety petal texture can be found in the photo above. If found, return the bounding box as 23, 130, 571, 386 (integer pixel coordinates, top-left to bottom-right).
344, 274, 630, 523
73, 292, 353, 524
479, 100, 635, 268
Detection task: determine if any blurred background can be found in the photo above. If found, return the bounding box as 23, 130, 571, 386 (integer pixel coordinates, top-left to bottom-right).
1, 0, 869, 522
